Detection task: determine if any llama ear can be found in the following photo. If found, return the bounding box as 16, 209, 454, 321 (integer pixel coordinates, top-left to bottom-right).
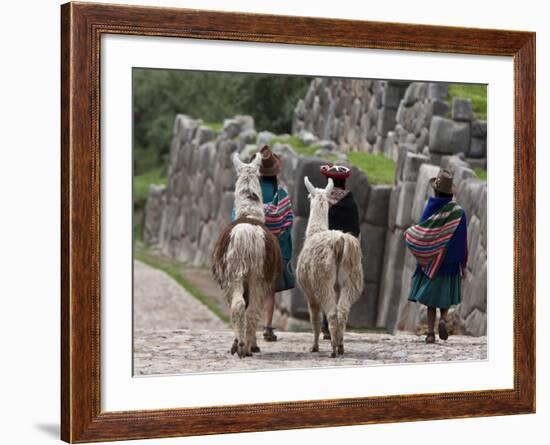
232, 152, 244, 171
325, 178, 334, 197
252, 152, 262, 168
304, 176, 316, 195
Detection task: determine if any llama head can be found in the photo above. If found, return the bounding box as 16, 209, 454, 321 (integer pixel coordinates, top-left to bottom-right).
303, 176, 333, 235
232, 152, 265, 221
304, 176, 333, 205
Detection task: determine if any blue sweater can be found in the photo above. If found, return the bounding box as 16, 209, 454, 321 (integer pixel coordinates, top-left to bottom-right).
414, 196, 468, 276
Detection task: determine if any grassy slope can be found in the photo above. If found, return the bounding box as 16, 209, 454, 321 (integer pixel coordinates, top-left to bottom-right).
347, 152, 395, 185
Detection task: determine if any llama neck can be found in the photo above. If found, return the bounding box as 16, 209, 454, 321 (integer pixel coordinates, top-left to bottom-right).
306, 200, 328, 237
234, 176, 265, 222
235, 200, 265, 222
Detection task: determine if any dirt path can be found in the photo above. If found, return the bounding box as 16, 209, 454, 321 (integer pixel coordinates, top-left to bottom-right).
133, 261, 487, 376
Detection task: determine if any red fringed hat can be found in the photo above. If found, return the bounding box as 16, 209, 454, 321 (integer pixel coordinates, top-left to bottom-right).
320, 164, 352, 180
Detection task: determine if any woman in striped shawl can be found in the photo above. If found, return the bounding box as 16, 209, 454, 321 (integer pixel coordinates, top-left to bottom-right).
405, 168, 468, 344
232, 145, 295, 341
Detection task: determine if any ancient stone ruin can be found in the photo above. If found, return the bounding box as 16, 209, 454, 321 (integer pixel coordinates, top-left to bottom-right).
142, 78, 487, 336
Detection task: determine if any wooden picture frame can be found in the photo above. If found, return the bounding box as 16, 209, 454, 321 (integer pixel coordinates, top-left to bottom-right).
61, 1, 535, 442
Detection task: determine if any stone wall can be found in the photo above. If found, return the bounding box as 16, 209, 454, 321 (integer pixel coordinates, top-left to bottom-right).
292, 78, 410, 154
142, 78, 487, 336
292, 79, 487, 169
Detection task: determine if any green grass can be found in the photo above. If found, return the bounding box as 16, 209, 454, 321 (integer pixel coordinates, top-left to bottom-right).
474, 166, 487, 181
447, 84, 487, 120
133, 167, 167, 241
203, 121, 224, 132
347, 152, 396, 185
271, 135, 321, 157
134, 167, 167, 205
135, 243, 229, 324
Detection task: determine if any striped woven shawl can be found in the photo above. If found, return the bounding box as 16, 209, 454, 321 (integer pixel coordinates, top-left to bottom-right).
263, 186, 293, 235
404, 202, 464, 279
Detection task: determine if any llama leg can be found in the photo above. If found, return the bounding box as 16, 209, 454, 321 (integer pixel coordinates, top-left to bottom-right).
308, 300, 321, 352
327, 310, 339, 358
336, 299, 351, 356
229, 283, 246, 358
245, 281, 264, 355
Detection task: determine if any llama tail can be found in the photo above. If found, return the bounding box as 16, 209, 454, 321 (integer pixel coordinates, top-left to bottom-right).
338, 234, 364, 296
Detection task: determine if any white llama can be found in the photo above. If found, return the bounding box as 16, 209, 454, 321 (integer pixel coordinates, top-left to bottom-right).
296, 177, 364, 357
211, 152, 282, 358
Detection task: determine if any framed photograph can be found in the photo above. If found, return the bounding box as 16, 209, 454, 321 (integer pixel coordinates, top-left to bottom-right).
61, 2, 535, 442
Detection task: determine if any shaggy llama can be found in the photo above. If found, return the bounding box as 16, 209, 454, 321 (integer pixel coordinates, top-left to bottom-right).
296, 177, 364, 357
211, 152, 282, 358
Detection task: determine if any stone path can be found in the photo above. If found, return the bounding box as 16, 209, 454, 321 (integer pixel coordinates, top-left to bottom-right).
133, 261, 487, 376
134, 260, 226, 332
134, 329, 487, 375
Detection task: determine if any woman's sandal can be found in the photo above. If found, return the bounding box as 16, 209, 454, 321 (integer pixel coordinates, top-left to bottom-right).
438, 319, 449, 340
425, 332, 436, 344
263, 326, 277, 342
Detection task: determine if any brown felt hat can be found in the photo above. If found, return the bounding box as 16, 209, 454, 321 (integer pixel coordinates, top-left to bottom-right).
430, 168, 456, 194
259, 145, 282, 176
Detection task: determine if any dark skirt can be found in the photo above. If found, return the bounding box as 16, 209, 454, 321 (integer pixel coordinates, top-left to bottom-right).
275, 228, 295, 292
408, 270, 461, 309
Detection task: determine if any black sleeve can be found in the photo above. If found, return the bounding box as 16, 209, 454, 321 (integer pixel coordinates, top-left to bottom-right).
349, 198, 361, 238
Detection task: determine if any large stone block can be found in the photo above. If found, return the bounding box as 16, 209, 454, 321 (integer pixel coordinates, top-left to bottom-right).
461, 247, 487, 317
387, 183, 401, 230
218, 140, 240, 168
402, 152, 430, 182
218, 192, 235, 226
456, 179, 485, 221
403, 82, 428, 106
416, 126, 430, 152
347, 168, 370, 220
360, 223, 387, 283
395, 143, 417, 182
348, 283, 379, 328
234, 115, 255, 131
195, 126, 217, 146
451, 97, 475, 122
174, 114, 199, 143
364, 185, 392, 226
429, 116, 471, 155
376, 228, 406, 329
222, 118, 242, 139
471, 120, 487, 138
469, 137, 487, 158
396, 100, 423, 134
377, 107, 397, 136
256, 131, 275, 148
479, 185, 487, 248
411, 164, 440, 222
142, 184, 166, 246
395, 181, 416, 229
464, 308, 487, 336
428, 82, 449, 99
238, 129, 258, 150
431, 98, 450, 117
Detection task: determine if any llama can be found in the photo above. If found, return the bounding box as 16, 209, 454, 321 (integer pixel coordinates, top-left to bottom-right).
211, 152, 282, 358
296, 177, 363, 357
